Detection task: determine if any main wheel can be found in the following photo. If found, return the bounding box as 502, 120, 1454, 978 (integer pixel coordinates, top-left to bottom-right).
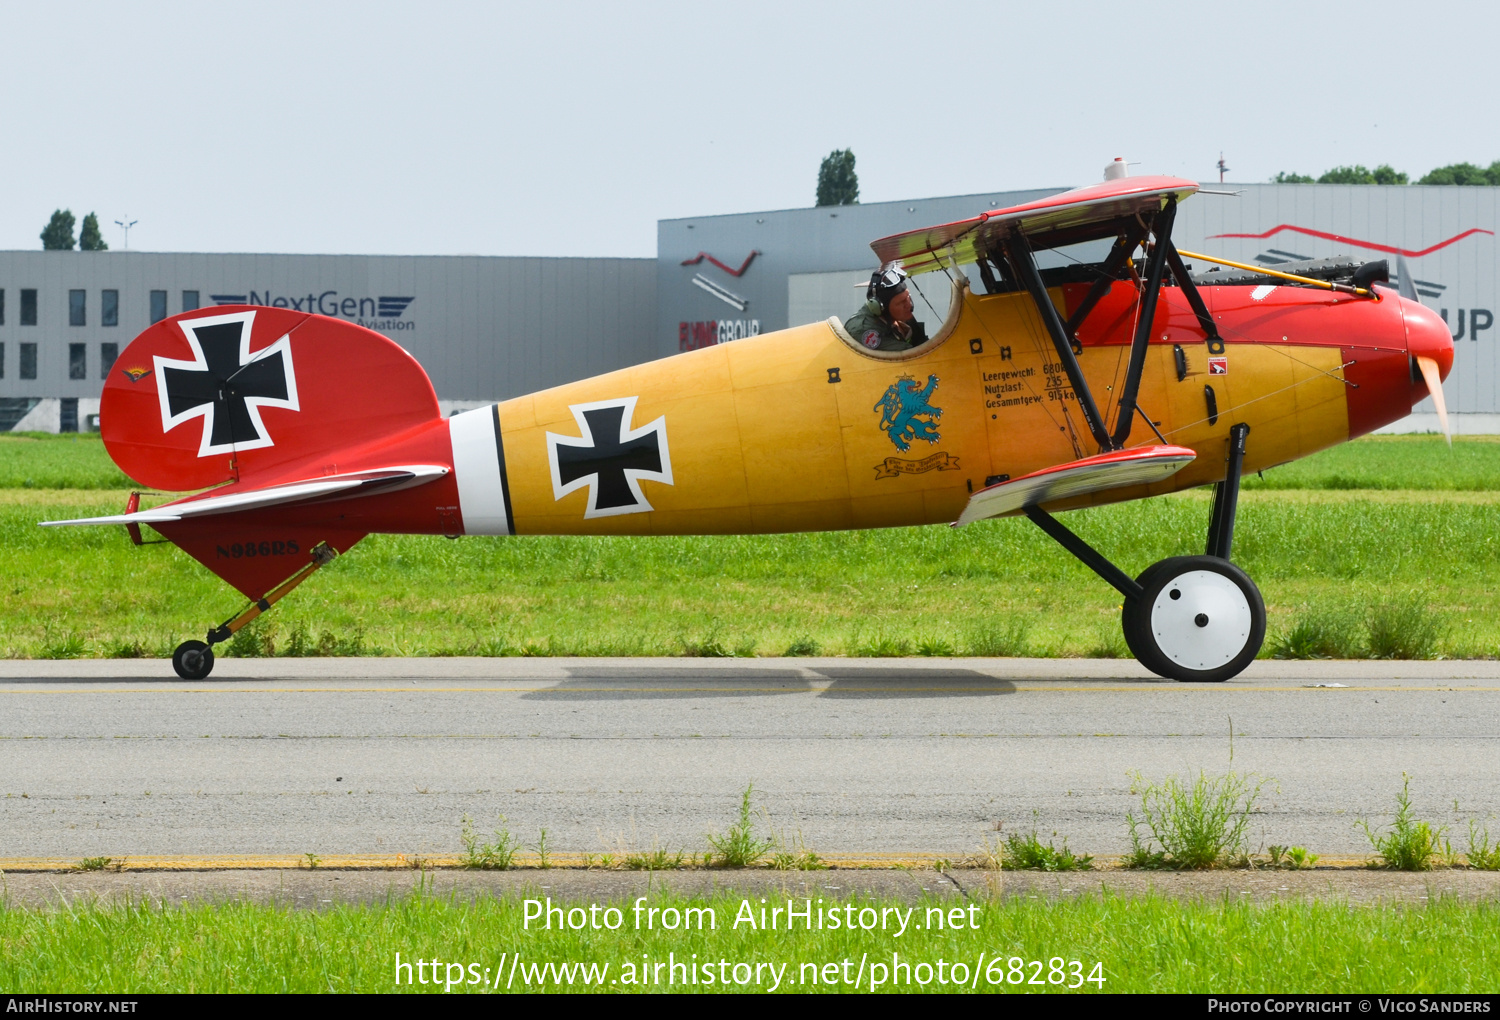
172, 640, 215, 680
1121, 556, 1265, 683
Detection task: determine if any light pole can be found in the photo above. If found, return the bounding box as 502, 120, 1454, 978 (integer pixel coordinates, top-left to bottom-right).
114, 216, 138, 249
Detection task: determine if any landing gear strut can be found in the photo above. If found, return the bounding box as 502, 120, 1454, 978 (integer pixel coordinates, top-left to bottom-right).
1026, 424, 1265, 682
170, 542, 338, 679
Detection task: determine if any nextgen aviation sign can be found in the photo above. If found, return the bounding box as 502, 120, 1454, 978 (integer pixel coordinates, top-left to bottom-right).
209, 290, 417, 331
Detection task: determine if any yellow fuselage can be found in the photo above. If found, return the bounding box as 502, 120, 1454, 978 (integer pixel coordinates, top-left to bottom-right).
494, 284, 1358, 536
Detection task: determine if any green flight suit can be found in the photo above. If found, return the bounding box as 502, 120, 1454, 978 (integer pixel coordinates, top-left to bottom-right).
844, 305, 928, 352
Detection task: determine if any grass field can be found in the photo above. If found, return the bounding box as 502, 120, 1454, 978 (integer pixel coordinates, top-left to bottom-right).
2, 893, 1496, 993
2, 433, 1497, 659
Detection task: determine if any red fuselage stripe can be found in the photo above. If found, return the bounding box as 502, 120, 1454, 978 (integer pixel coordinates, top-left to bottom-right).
1207, 224, 1494, 258
680, 251, 760, 276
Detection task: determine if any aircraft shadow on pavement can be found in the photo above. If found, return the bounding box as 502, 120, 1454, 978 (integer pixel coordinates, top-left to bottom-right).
811, 667, 1016, 699
519, 668, 815, 700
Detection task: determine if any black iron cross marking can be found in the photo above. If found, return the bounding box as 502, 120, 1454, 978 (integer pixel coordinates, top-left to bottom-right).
157, 313, 298, 457
547, 399, 672, 518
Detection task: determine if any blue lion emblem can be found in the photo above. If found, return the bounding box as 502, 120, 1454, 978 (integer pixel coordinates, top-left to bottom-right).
874, 374, 942, 453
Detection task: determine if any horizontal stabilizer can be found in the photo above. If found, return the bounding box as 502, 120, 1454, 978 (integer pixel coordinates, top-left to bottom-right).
871, 176, 1199, 275
955, 445, 1196, 527
40, 465, 449, 527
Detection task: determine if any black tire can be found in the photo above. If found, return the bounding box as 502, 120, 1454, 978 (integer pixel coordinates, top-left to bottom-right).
172, 640, 215, 680
1121, 556, 1265, 683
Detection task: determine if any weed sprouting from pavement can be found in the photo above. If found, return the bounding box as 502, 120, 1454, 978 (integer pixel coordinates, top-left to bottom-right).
1265, 845, 1320, 870
461, 814, 520, 870
707, 784, 775, 868
1359, 774, 1446, 870
624, 846, 686, 871
303, 853, 321, 869
1465, 822, 1500, 870
995, 815, 1094, 871
1124, 770, 1270, 870
534, 829, 551, 870
76, 857, 112, 872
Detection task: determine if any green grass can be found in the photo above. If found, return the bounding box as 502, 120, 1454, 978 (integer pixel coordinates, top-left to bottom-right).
6, 488, 1499, 659
4, 435, 1500, 659
0, 433, 133, 490
1244, 434, 1500, 491
1, 893, 1497, 993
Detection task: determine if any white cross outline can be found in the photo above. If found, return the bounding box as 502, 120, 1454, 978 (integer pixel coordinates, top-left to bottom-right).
545, 396, 673, 519
153, 310, 300, 458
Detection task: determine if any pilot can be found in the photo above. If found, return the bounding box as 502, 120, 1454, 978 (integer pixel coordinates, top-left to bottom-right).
845, 266, 928, 352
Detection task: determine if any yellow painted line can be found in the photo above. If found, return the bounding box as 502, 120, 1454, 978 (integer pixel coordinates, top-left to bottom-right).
0, 854, 1379, 873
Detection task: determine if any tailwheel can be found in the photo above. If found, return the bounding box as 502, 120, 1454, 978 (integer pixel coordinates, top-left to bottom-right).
1122, 555, 1265, 683
172, 640, 215, 680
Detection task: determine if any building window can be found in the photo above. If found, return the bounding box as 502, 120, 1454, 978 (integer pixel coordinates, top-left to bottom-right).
102, 289, 119, 326
0, 343, 5, 379
150, 290, 167, 323
69, 289, 86, 326
183, 290, 200, 312
100, 342, 118, 379
20, 343, 37, 379
0, 289, 5, 325
21, 289, 38, 326
69, 343, 87, 380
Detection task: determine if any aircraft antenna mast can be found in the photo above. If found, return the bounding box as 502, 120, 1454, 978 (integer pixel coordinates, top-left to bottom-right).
114, 216, 138, 249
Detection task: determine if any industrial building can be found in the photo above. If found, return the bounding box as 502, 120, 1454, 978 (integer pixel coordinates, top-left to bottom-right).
3, 180, 1494, 433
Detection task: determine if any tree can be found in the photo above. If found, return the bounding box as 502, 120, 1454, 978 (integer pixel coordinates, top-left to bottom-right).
41, 209, 76, 250
79, 212, 108, 251
816, 149, 859, 206
1418, 161, 1500, 185
1276, 165, 1409, 185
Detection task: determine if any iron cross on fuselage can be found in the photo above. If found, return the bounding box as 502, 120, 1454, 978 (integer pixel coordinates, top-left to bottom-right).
553, 404, 664, 512
161, 322, 291, 449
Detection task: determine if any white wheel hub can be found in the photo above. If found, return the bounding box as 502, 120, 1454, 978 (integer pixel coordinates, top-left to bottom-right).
1149, 569, 1253, 670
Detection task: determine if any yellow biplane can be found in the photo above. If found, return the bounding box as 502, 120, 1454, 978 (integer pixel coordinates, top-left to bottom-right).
45, 169, 1453, 682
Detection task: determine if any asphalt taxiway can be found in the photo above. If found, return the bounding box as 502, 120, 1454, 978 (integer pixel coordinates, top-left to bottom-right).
2, 658, 1496, 864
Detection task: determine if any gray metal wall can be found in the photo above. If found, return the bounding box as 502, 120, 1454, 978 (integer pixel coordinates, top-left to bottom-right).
0, 251, 657, 413
658, 182, 1499, 426
655, 188, 1064, 355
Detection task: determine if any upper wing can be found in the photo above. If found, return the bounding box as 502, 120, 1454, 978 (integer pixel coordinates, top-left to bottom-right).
40, 465, 449, 526
871, 176, 1199, 275
955, 445, 1196, 526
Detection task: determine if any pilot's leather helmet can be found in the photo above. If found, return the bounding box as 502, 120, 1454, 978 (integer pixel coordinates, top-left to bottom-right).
866, 265, 909, 312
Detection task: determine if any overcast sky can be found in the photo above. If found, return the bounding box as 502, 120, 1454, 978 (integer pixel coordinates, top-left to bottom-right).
3, 0, 1494, 257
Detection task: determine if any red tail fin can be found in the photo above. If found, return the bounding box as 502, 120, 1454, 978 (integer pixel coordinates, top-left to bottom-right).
100, 306, 440, 491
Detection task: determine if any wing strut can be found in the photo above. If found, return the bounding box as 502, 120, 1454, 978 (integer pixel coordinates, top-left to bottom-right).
1111, 197, 1177, 447
1064, 225, 1147, 337
1004, 230, 1114, 453
1165, 245, 1226, 354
